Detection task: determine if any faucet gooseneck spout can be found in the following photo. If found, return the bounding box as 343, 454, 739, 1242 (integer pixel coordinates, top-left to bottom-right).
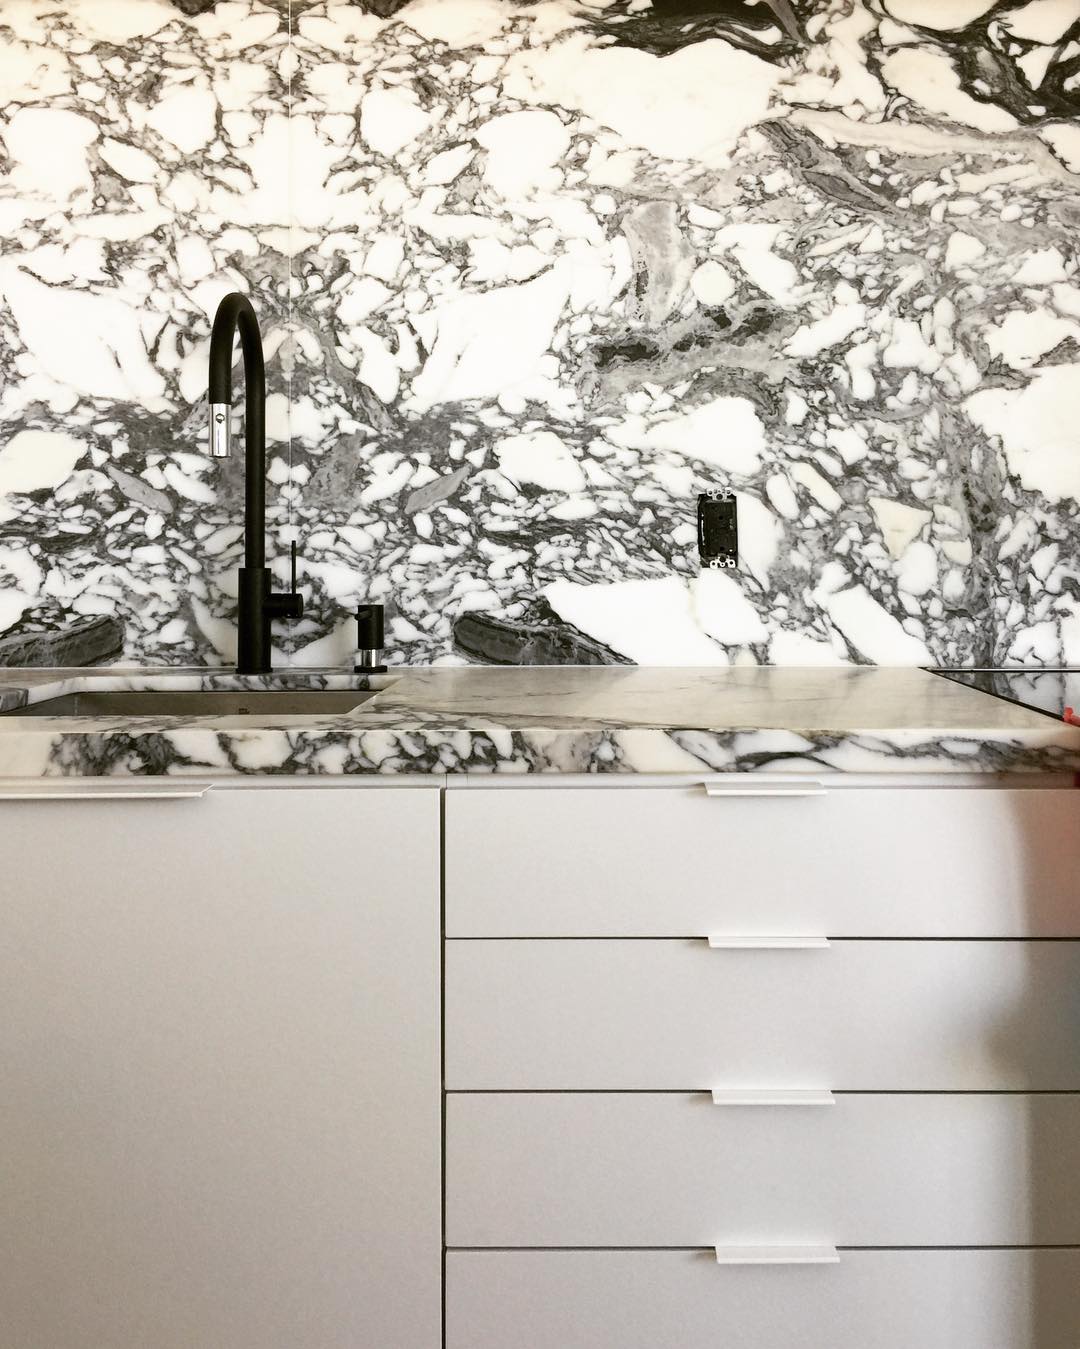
208, 292, 303, 674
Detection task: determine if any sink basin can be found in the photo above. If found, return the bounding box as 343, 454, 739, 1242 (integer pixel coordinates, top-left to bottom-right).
6, 690, 380, 718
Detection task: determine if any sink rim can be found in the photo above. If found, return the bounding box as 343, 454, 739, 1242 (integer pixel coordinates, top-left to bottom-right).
1, 686, 388, 720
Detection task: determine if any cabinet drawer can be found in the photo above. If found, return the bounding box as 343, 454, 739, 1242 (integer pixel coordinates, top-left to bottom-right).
445, 786, 1080, 937
445, 939, 1080, 1089
0, 785, 395, 909
446, 1249, 1080, 1349
447, 1092, 1080, 1247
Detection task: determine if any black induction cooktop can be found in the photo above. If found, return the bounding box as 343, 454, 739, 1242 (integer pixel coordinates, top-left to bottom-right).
931, 669, 1080, 726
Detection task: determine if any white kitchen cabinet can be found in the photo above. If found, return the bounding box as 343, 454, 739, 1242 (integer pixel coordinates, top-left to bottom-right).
446, 1249, 1080, 1349
0, 782, 441, 1349
446, 936, 1080, 1089
446, 783, 1080, 936
448, 1090, 1080, 1247
444, 777, 1080, 1349
5, 773, 1079, 1349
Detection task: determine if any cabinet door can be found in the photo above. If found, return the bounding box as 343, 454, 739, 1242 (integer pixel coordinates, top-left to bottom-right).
0, 784, 441, 1349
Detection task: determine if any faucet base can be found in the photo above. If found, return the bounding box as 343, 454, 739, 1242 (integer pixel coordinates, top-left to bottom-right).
236, 567, 274, 674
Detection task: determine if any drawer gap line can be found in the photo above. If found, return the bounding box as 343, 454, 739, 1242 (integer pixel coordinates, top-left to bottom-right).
446, 1244, 1080, 1254
445, 1088, 1080, 1096
445, 935, 1080, 943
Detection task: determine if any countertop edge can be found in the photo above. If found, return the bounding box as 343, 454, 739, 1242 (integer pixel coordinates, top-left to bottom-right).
1, 666, 1079, 778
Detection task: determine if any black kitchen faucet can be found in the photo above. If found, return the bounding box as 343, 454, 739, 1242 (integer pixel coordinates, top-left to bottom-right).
208, 292, 303, 674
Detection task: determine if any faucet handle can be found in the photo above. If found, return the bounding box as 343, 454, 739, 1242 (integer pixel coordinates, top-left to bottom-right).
263, 538, 304, 623
284, 538, 303, 617
265, 546, 304, 621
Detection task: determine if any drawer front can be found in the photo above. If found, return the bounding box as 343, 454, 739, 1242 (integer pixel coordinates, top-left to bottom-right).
447, 1092, 1080, 1247
446, 1249, 1080, 1349
0, 785, 421, 909
445, 939, 1080, 1089
445, 786, 1080, 937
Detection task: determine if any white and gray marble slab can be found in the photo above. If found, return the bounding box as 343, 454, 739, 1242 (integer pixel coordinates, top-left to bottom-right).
2, 1, 1080, 670
1, 664, 1078, 777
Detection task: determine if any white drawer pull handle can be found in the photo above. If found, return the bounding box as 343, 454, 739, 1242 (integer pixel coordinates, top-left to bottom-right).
0, 781, 215, 801
703, 781, 827, 798
708, 935, 830, 950
715, 1245, 839, 1266
711, 1089, 835, 1107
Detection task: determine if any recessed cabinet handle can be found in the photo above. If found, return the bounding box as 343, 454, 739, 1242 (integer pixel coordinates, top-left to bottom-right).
707, 935, 830, 950
703, 781, 827, 798
711, 1089, 835, 1106
0, 781, 215, 801
715, 1245, 839, 1266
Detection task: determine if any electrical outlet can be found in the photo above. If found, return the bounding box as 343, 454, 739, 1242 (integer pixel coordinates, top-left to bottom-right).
697, 492, 738, 570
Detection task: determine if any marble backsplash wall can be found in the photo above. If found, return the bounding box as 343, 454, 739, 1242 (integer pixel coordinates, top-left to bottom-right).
2, 0, 1079, 668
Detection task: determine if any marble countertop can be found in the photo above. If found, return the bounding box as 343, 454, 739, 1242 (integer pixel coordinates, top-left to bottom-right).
1, 664, 1079, 778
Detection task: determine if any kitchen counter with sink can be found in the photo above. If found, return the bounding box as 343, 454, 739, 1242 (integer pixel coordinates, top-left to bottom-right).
6, 662, 1080, 1349
0, 664, 1078, 777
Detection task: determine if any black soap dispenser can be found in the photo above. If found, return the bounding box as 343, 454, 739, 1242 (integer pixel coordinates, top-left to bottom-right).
355, 603, 386, 673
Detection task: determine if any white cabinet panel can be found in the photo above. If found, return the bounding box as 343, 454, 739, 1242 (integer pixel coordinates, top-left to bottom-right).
445, 938, 1080, 1089
0, 785, 442, 1349
0, 783, 370, 909
446, 786, 1080, 936
447, 1091, 1080, 1246
446, 1249, 1080, 1349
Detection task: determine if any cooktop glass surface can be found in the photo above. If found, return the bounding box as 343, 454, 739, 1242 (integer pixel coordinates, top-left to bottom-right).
931, 669, 1080, 724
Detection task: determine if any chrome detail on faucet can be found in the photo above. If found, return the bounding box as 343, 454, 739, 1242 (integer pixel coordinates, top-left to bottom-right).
210, 403, 231, 458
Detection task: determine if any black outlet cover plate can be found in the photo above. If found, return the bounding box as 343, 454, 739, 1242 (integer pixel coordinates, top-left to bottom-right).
698, 494, 738, 570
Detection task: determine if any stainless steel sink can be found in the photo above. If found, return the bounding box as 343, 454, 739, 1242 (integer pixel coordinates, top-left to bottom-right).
6, 690, 380, 718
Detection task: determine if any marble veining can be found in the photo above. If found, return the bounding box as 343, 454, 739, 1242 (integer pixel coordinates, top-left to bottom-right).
2, 1, 1080, 668
1, 664, 1079, 776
